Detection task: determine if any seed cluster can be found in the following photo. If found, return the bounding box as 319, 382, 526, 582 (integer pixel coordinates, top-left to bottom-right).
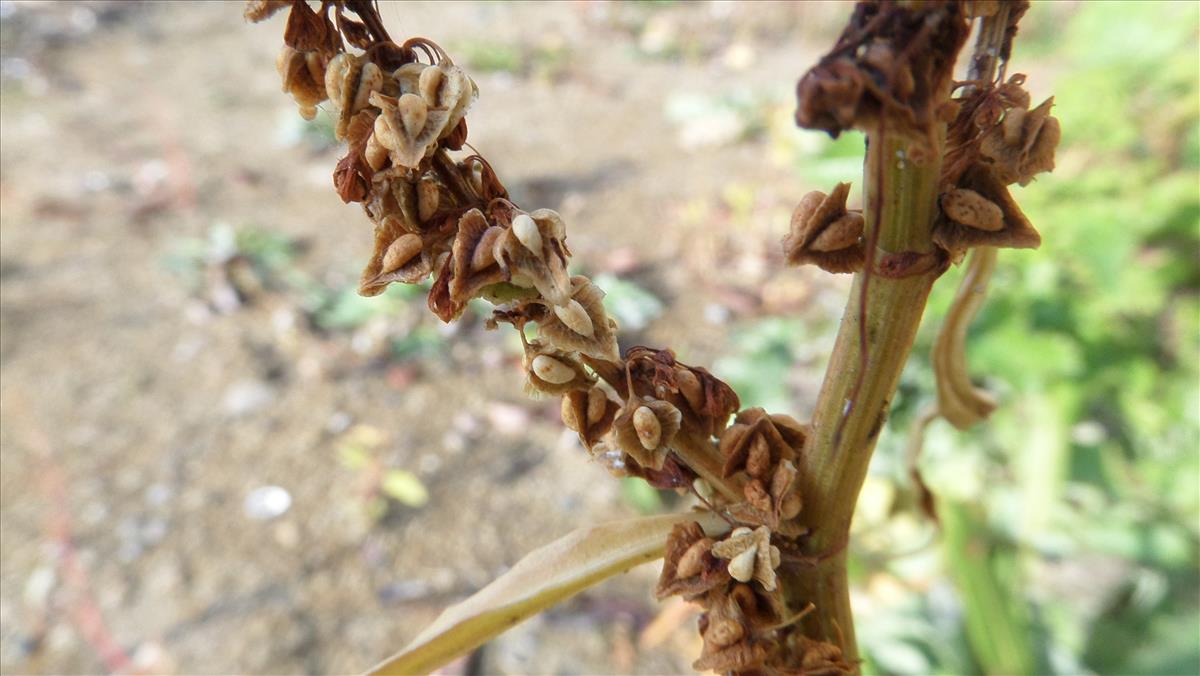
248, 1, 848, 671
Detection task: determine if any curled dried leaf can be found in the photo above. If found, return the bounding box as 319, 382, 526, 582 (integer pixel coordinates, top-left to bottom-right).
932, 248, 999, 430
244, 0, 290, 23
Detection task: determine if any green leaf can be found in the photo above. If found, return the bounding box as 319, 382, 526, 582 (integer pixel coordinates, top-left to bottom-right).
369, 511, 728, 675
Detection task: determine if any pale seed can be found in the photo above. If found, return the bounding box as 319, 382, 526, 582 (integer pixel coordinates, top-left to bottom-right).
676, 538, 713, 579
364, 134, 389, 171
353, 62, 383, 113
472, 226, 504, 271
632, 406, 662, 450
532, 354, 576, 385
553, 299, 594, 337
693, 478, 715, 503
727, 546, 757, 583
586, 387, 607, 425
397, 93, 427, 136
417, 177, 440, 222
561, 395, 581, 432
675, 368, 704, 413
418, 65, 445, 106
942, 188, 1004, 231
512, 214, 543, 258
380, 234, 422, 274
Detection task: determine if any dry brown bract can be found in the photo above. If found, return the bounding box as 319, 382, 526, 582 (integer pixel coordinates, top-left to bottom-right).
655, 521, 729, 600
782, 182, 866, 274
325, 52, 385, 140
276, 46, 327, 120
933, 164, 1041, 255
693, 584, 779, 672
979, 96, 1059, 186
494, 209, 573, 307
561, 386, 620, 451
522, 340, 594, 397
729, 459, 803, 534
720, 408, 808, 480
536, 276, 619, 362
625, 347, 741, 438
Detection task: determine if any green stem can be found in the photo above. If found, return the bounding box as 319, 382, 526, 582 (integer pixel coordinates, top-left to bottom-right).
784, 129, 946, 661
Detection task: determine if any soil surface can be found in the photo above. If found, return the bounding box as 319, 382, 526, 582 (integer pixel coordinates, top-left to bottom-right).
0, 2, 850, 673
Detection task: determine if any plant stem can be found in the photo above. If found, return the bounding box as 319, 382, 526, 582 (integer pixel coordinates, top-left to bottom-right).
784, 129, 946, 661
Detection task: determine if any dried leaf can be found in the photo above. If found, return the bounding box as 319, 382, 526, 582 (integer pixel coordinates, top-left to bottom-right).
368, 511, 729, 675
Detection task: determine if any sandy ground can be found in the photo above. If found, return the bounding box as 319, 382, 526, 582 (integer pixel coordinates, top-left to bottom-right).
0, 2, 861, 673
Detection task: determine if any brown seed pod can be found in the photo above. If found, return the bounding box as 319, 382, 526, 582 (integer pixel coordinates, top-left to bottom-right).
728, 459, 804, 534
370, 91, 450, 169
325, 52, 384, 140
494, 209, 573, 307
537, 276, 620, 362
979, 96, 1060, 186
359, 225, 432, 297
449, 210, 509, 305
933, 164, 1041, 254
719, 408, 808, 479
611, 396, 681, 470
782, 182, 866, 274
276, 46, 327, 120
522, 341, 594, 397
561, 386, 620, 451
655, 521, 729, 601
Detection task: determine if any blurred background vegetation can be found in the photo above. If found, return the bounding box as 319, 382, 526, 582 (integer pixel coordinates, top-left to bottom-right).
0, 1, 1195, 673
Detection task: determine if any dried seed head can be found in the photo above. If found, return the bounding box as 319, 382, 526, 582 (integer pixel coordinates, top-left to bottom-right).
941, 188, 1003, 231
380, 234, 423, 275
531, 354, 576, 385
511, 214, 544, 258
553, 299, 594, 337
632, 406, 662, 450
